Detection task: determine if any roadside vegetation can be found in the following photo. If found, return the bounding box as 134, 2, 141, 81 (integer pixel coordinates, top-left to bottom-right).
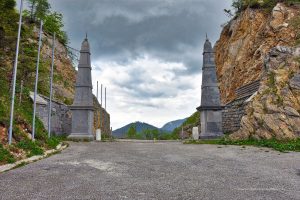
172, 112, 199, 138
0, 0, 68, 165
0, 144, 16, 164
185, 138, 300, 152
125, 125, 179, 140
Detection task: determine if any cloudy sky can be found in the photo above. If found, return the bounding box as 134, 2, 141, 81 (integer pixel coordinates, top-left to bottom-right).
17, 0, 232, 129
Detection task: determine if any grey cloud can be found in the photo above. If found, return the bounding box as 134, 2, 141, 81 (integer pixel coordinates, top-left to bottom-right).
49, 0, 231, 74
111, 67, 193, 100
43, 0, 232, 124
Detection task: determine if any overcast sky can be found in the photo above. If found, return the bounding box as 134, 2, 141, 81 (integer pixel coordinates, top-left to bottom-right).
17, 0, 232, 129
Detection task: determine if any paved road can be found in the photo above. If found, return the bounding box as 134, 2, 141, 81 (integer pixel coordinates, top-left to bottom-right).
0, 141, 299, 200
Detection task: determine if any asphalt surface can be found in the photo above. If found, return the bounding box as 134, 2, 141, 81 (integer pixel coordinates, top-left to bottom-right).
0, 141, 299, 200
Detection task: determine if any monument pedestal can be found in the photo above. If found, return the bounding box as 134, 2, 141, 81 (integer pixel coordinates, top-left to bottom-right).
198, 107, 224, 139
68, 107, 94, 141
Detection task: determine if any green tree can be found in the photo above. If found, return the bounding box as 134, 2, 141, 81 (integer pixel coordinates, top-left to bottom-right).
27, 0, 37, 21
0, 0, 16, 10
27, 0, 50, 21
127, 125, 137, 139
35, 0, 50, 20
43, 12, 68, 45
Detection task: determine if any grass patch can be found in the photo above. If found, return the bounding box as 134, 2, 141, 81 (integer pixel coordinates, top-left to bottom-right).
16, 140, 44, 157
46, 136, 62, 149
184, 138, 300, 152
0, 144, 16, 164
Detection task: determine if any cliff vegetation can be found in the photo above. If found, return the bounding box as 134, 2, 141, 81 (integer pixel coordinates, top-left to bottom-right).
0, 0, 75, 164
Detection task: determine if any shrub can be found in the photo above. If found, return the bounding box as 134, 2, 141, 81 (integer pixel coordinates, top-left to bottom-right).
0, 144, 16, 164
46, 136, 61, 149
231, 0, 299, 14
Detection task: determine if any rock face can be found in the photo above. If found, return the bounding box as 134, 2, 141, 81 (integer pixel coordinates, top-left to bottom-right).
215, 3, 299, 104
230, 46, 300, 140
215, 3, 300, 140
41, 32, 76, 104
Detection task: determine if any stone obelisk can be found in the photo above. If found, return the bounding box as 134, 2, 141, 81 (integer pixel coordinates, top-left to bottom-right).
197, 37, 223, 139
68, 36, 94, 141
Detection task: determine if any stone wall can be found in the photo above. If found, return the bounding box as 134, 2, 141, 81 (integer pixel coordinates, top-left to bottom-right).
94, 97, 111, 137
222, 80, 260, 133
32, 93, 72, 136
222, 96, 248, 133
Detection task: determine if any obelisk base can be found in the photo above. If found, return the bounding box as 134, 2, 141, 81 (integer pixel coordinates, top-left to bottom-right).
68, 107, 94, 141
197, 107, 224, 139
67, 134, 94, 141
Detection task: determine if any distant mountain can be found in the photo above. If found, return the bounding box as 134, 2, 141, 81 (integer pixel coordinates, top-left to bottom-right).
113, 122, 158, 138
160, 118, 187, 132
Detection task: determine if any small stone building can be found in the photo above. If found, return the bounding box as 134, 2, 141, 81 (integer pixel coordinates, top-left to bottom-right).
30, 92, 111, 137
30, 92, 71, 136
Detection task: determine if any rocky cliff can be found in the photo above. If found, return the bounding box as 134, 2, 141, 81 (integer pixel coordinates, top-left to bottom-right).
40, 31, 76, 104
215, 3, 300, 140
215, 3, 299, 104
231, 46, 300, 140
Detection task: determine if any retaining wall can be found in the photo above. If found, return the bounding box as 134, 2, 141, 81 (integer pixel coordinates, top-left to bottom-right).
222, 80, 260, 133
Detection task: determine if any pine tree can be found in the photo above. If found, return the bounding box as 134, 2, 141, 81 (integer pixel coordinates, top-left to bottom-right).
26, 0, 50, 21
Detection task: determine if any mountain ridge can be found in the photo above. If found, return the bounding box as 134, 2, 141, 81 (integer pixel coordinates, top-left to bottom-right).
113, 118, 187, 138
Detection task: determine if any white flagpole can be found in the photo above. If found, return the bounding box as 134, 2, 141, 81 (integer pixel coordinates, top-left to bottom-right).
48, 33, 55, 138
32, 20, 43, 141
8, 0, 24, 145
105, 87, 107, 110
97, 81, 99, 100
101, 84, 103, 106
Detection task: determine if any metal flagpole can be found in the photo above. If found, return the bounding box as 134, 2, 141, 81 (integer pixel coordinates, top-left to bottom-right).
101, 84, 103, 106
97, 81, 99, 100
8, 0, 24, 145
105, 87, 107, 110
48, 33, 55, 138
32, 20, 43, 141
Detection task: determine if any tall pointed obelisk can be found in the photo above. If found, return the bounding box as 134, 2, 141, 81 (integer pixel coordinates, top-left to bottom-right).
197, 37, 223, 139
68, 36, 94, 141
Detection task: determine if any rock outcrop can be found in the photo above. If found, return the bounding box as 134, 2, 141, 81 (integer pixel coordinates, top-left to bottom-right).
230, 46, 300, 140
40, 31, 76, 104
215, 3, 299, 104
215, 3, 300, 140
